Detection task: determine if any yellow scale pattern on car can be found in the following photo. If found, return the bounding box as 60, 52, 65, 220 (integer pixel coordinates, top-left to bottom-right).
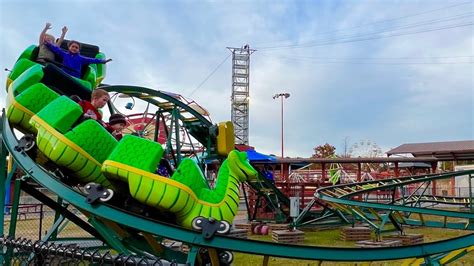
103, 150, 257, 228
30, 114, 112, 188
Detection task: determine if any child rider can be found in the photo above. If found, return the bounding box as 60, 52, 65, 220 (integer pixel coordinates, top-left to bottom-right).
45, 39, 112, 78
107, 113, 126, 141
79, 89, 109, 125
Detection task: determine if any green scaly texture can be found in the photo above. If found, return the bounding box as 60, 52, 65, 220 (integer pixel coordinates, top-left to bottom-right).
8, 45, 37, 82
15, 83, 59, 114
10, 64, 44, 96
83, 66, 97, 88
197, 151, 256, 203
17, 45, 36, 61
9, 58, 37, 81
171, 158, 209, 195
197, 161, 229, 203
34, 96, 82, 134
95, 52, 106, 79
72, 75, 93, 90
107, 135, 163, 173
65, 119, 118, 163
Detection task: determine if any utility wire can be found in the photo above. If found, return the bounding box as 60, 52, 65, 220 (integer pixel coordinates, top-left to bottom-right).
277, 12, 473, 48
189, 54, 231, 97
257, 12, 473, 50
279, 55, 473, 65
258, 22, 473, 50
275, 55, 473, 60
253, 1, 472, 47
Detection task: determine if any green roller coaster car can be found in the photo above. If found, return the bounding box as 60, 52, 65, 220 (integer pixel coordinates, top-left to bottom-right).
5, 44, 258, 230
6, 43, 107, 90
102, 135, 257, 228
5, 44, 108, 134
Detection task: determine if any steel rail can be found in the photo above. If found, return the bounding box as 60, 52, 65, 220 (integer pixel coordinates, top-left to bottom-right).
99, 85, 212, 127
316, 169, 474, 227
318, 171, 474, 199
396, 195, 471, 206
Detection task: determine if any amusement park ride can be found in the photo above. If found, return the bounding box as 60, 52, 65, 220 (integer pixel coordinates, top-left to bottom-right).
1, 41, 473, 265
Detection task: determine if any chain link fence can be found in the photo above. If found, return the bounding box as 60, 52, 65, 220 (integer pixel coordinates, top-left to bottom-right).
2, 188, 190, 265
4, 189, 94, 241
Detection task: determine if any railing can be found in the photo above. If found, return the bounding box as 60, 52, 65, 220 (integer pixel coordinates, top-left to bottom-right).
5, 204, 43, 220
4, 203, 93, 241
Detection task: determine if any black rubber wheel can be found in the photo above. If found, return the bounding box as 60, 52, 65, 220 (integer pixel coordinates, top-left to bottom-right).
99, 189, 114, 202
16, 134, 36, 152
217, 220, 231, 234
23, 139, 35, 151
219, 250, 234, 265
84, 183, 94, 193
192, 216, 205, 230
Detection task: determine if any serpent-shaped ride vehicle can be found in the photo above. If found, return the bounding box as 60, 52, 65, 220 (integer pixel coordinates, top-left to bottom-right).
6, 42, 256, 231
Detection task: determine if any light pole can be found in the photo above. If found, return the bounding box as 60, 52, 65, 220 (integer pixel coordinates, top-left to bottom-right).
273, 93, 290, 158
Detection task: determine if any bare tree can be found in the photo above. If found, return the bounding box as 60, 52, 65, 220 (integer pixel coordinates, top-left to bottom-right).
341, 136, 351, 158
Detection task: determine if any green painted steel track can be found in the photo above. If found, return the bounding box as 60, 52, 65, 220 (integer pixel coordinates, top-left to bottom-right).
315, 170, 474, 230
245, 173, 291, 222
99, 85, 212, 126
396, 195, 472, 206
99, 85, 213, 147
3, 114, 474, 262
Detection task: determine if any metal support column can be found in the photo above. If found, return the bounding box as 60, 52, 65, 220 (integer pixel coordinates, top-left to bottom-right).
321, 163, 326, 182
0, 126, 8, 264
8, 179, 22, 238
0, 134, 7, 237
227, 45, 255, 145
431, 162, 438, 196
153, 110, 161, 143
88, 216, 130, 254
469, 173, 473, 223
173, 107, 181, 164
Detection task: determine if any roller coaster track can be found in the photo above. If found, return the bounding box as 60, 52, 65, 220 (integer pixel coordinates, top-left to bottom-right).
3, 112, 474, 265
244, 173, 292, 222
99, 85, 215, 166
316, 170, 474, 264
396, 195, 472, 206
316, 171, 474, 230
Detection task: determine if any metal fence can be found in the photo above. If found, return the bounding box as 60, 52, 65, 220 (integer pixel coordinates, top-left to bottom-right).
4, 193, 94, 241
0, 236, 178, 265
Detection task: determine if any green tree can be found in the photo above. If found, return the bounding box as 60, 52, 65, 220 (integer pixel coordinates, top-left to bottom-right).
312, 143, 336, 158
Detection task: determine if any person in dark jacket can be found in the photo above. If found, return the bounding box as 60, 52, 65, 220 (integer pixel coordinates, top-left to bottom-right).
107, 113, 126, 141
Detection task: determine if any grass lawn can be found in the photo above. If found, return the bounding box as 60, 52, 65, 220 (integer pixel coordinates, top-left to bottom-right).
233, 226, 474, 265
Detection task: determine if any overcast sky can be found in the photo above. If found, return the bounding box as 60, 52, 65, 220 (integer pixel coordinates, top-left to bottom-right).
1, 0, 473, 157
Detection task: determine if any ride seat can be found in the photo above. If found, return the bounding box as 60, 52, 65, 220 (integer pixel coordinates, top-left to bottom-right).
30, 96, 116, 187
33, 96, 117, 159
30, 46, 40, 61
41, 64, 93, 101
8, 43, 103, 90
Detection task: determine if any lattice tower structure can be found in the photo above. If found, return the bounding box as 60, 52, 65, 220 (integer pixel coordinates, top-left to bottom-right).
227, 45, 255, 145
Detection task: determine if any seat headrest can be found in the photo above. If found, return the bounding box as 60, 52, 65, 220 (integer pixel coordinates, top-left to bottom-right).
60, 40, 100, 58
